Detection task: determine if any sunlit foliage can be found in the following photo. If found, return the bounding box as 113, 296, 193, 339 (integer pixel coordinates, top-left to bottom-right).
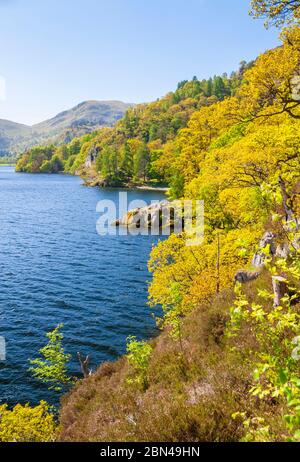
0, 401, 57, 442
250, 0, 300, 27
228, 248, 300, 441
16, 68, 251, 185
29, 324, 72, 392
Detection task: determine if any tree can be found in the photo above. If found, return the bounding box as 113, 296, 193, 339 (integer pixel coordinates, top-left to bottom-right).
205, 78, 213, 97
56, 145, 69, 161
126, 336, 153, 390
16, 146, 55, 173
98, 146, 113, 176
120, 141, 133, 177
16, 69, 246, 181
68, 138, 81, 156
238, 27, 300, 120
250, 0, 300, 27
29, 324, 72, 392
177, 80, 188, 90
39, 160, 52, 173
134, 143, 150, 181
50, 154, 64, 173
213, 76, 227, 99
228, 248, 300, 441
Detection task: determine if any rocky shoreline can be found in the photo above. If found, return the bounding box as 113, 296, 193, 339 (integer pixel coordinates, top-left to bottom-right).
82, 171, 169, 193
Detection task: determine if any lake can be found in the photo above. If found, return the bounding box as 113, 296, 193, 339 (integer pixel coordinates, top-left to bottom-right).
0, 166, 165, 406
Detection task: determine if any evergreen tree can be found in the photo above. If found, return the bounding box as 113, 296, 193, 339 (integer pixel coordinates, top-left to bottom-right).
121, 142, 133, 177
134, 143, 150, 181
206, 78, 213, 97
213, 76, 227, 99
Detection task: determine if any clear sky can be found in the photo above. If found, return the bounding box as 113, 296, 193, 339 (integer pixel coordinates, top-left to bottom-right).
0, 0, 280, 125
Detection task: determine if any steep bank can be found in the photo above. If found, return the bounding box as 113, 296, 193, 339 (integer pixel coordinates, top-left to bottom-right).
60, 268, 298, 442
58, 25, 300, 442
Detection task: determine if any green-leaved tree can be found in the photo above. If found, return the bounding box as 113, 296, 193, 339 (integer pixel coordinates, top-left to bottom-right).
29, 324, 72, 392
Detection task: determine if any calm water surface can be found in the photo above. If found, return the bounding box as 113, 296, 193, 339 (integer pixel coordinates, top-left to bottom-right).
0, 167, 164, 405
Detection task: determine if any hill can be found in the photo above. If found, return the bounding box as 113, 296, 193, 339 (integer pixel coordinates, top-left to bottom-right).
32, 100, 133, 139
0, 100, 132, 160
0, 120, 31, 157
15, 65, 252, 179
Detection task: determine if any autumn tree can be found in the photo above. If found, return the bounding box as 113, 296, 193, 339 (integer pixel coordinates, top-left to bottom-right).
237, 27, 300, 120
250, 0, 300, 27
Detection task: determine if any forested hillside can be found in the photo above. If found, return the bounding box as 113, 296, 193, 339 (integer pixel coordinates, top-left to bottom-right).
16, 66, 252, 188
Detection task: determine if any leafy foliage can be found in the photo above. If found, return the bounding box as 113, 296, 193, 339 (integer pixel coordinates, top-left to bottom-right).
16, 67, 250, 185
29, 324, 72, 392
146, 21, 300, 443
227, 249, 300, 441
0, 401, 57, 442
250, 0, 300, 27
126, 336, 153, 389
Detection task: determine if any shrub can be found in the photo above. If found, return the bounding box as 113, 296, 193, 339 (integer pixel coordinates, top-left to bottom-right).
29, 324, 72, 392
0, 401, 57, 442
126, 336, 153, 389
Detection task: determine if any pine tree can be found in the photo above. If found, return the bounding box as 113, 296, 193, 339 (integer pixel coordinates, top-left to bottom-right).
134, 143, 150, 181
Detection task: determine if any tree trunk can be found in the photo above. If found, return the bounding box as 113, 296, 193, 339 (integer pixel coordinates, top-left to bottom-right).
216, 234, 220, 294
278, 176, 294, 223
272, 276, 287, 307
77, 352, 91, 378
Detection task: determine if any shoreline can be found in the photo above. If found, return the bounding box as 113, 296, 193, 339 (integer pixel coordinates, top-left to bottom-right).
12, 168, 170, 193
134, 185, 169, 192
82, 173, 169, 193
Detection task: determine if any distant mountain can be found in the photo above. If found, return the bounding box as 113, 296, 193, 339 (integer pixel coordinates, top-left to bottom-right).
0, 100, 133, 158
0, 120, 31, 156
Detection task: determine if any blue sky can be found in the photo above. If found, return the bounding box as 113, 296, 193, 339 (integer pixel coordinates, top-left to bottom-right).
0, 0, 280, 125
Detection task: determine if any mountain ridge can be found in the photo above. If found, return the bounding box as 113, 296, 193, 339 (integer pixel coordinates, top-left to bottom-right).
0, 100, 133, 158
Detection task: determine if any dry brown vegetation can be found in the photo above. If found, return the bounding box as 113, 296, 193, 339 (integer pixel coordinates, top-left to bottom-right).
59, 272, 288, 442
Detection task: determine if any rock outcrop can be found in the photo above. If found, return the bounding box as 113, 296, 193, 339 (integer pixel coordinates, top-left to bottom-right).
272, 276, 288, 307
252, 228, 299, 270
236, 231, 290, 284
235, 224, 299, 308
84, 147, 97, 169
252, 231, 277, 268
234, 270, 261, 284
115, 201, 182, 231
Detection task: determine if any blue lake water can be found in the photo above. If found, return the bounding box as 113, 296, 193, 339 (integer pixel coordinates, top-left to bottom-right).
0, 166, 165, 406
